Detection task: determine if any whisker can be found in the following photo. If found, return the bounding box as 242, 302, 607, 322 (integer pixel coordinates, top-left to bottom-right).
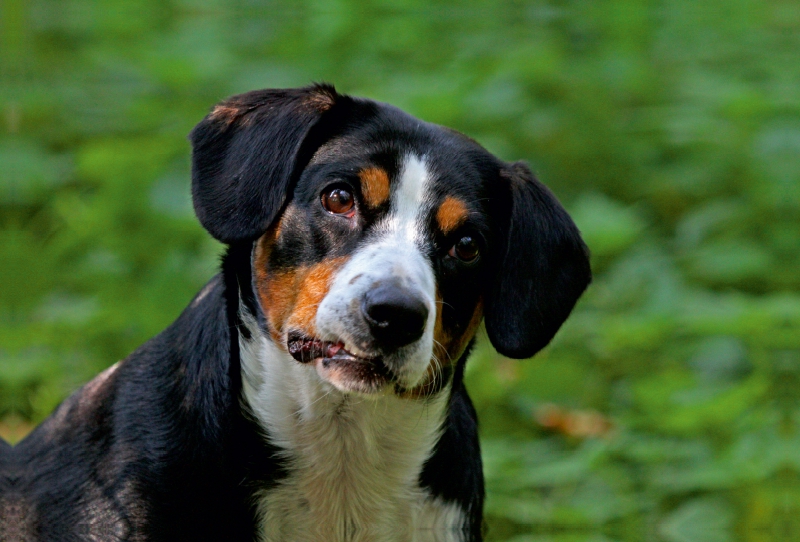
432, 338, 453, 364
433, 299, 456, 311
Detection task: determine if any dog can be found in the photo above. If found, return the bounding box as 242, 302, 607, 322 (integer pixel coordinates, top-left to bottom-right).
0, 84, 591, 542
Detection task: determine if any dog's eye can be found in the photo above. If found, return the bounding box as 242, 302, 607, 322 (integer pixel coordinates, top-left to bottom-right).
448, 236, 480, 263
321, 186, 355, 217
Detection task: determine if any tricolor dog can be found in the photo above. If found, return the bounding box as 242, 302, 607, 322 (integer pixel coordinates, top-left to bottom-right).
0, 85, 591, 541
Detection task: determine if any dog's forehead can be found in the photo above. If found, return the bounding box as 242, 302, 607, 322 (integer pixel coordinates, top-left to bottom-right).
308, 107, 494, 207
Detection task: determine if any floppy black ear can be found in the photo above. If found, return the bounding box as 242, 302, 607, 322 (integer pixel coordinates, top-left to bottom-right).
190, 84, 347, 243
485, 162, 591, 359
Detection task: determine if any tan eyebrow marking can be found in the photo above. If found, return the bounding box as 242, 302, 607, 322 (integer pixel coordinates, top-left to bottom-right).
436, 196, 469, 234
358, 167, 391, 208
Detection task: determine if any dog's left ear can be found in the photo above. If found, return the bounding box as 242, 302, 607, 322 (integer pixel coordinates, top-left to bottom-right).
190, 84, 351, 243
484, 162, 591, 359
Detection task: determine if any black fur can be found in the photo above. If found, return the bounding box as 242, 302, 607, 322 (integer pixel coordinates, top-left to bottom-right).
485, 162, 592, 359
3, 276, 280, 540
1, 84, 590, 541
419, 342, 485, 537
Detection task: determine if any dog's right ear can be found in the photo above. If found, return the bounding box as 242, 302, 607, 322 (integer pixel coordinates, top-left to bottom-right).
190, 84, 349, 243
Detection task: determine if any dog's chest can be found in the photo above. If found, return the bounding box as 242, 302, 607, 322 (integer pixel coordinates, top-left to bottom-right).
254, 400, 450, 542
240, 333, 464, 542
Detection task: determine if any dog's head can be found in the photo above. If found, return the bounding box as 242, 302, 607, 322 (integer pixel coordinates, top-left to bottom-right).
190, 84, 590, 396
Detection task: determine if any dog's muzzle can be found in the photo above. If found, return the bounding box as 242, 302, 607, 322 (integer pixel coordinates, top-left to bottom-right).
314, 237, 437, 391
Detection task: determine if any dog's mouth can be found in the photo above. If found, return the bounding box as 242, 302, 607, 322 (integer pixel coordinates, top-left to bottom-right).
287, 332, 392, 394
287, 334, 349, 363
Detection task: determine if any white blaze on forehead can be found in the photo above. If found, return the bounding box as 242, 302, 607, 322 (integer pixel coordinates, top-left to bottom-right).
314, 153, 438, 388
383, 154, 431, 242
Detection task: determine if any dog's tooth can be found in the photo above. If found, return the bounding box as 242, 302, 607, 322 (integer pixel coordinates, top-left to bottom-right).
326, 342, 344, 357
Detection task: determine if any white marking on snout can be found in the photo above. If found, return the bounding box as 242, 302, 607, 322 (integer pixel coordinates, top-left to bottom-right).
315, 154, 438, 389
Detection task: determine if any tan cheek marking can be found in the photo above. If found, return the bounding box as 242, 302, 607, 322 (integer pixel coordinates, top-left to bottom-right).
255, 228, 300, 344
436, 196, 469, 234
432, 297, 484, 367
432, 290, 449, 364
261, 271, 300, 343
285, 257, 350, 335
450, 300, 484, 360
254, 219, 351, 348
359, 167, 391, 208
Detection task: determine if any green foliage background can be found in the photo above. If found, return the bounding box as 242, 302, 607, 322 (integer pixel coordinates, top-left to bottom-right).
2, 1, 799, 540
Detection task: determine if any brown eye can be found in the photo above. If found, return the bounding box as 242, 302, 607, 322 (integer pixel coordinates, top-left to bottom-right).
321, 186, 355, 217
448, 236, 480, 263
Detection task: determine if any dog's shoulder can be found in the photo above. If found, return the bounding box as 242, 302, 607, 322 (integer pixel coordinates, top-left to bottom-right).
17, 275, 228, 456
10, 357, 129, 539
9, 275, 273, 540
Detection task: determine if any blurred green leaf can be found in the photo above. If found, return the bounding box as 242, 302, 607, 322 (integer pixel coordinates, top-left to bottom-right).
659, 498, 734, 542
570, 193, 647, 258
4, 2, 800, 540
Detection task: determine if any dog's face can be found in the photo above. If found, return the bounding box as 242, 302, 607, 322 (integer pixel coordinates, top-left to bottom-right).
190, 85, 591, 397
253, 135, 490, 395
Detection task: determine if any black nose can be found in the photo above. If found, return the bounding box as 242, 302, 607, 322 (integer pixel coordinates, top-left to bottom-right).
361, 283, 429, 349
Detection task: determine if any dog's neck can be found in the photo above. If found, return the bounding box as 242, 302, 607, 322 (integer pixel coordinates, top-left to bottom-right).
236, 299, 460, 541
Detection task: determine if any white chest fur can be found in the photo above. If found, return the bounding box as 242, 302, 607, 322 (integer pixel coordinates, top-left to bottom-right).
239, 320, 466, 542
